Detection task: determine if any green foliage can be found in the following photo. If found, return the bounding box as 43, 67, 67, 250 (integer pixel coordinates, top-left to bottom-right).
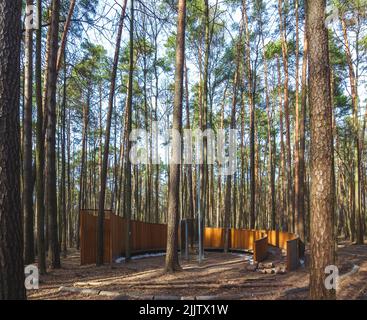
75, 41, 108, 82
163, 34, 177, 68
329, 33, 347, 67
264, 40, 282, 60
67, 41, 108, 121
359, 35, 367, 51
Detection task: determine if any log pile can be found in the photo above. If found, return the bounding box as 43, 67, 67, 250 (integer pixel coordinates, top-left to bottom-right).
246, 262, 287, 275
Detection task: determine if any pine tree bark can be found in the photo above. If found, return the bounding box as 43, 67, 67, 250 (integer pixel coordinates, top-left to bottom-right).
184, 61, 194, 221
60, 59, 67, 256
24, 0, 35, 265
124, 0, 134, 261
218, 84, 228, 228
294, 0, 301, 238
201, 0, 210, 237
243, 0, 255, 229
307, 0, 336, 300
115, 102, 127, 217
239, 87, 246, 228
0, 0, 26, 300
56, 0, 76, 73
45, 0, 61, 269
297, 3, 308, 243
165, 0, 186, 272
67, 108, 73, 247
35, 0, 47, 274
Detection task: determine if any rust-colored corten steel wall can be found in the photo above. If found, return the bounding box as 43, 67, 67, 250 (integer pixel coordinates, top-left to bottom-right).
205, 228, 268, 262
253, 235, 268, 262
110, 212, 125, 261
231, 229, 255, 250
265, 230, 299, 271
130, 220, 167, 253
80, 210, 167, 265
201, 228, 299, 270
203, 227, 226, 248
80, 210, 112, 265
81, 210, 299, 270
286, 237, 299, 271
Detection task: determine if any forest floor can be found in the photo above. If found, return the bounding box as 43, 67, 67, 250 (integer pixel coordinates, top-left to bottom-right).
28, 242, 367, 300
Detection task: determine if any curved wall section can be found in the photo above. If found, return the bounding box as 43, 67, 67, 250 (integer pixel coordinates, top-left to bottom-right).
80, 210, 300, 271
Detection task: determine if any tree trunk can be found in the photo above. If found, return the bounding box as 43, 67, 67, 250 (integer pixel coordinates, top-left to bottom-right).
201, 0, 211, 241
116, 101, 127, 217
297, 3, 308, 243
184, 61, 194, 221
124, 0, 134, 261
165, 0, 186, 272
45, 0, 61, 269
60, 58, 67, 256
243, 0, 255, 229
23, 0, 35, 265
67, 108, 73, 248
0, 0, 26, 300
307, 0, 335, 300
56, 0, 76, 73
35, 0, 47, 274
294, 0, 300, 238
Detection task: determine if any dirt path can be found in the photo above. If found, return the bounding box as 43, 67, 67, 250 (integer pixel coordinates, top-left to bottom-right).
27, 243, 367, 300
336, 244, 367, 300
